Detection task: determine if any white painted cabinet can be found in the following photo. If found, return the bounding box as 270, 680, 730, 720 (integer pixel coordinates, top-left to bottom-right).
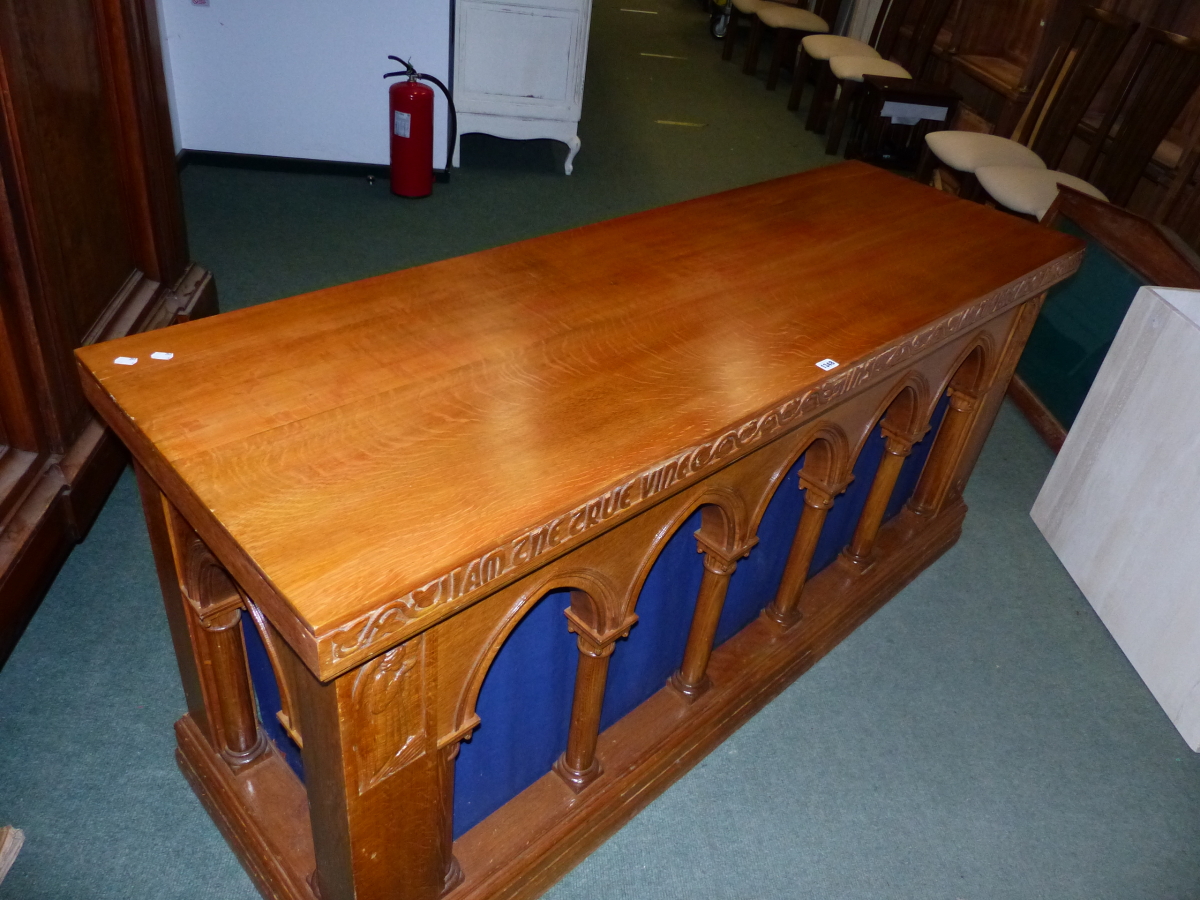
452, 0, 592, 173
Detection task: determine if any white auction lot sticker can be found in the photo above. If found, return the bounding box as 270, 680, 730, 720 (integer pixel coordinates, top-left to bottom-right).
815, 358, 839, 371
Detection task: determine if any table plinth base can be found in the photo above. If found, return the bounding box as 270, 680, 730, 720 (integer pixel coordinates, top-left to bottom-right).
176, 718, 318, 900
174, 501, 964, 900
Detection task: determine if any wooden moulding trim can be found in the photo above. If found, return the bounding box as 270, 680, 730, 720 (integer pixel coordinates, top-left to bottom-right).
447, 502, 967, 900
1006, 373, 1066, 453
316, 251, 1082, 679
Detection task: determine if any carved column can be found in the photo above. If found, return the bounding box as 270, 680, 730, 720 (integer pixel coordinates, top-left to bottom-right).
764, 474, 846, 629
553, 609, 637, 793
670, 533, 753, 700
908, 387, 980, 517
169, 510, 267, 768
843, 428, 918, 567
296, 635, 462, 900
191, 595, 268, 767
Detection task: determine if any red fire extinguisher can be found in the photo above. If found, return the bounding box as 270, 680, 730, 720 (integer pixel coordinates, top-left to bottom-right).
384, 56, 457, 198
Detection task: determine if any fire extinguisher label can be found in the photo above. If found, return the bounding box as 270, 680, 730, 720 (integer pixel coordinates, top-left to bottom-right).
393, 111, 412, 139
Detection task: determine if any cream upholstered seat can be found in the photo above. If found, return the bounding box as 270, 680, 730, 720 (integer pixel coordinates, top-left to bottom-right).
755, 3, 830, 36
756, 3, 829, 34
731, 0, 770, 14
975, 166, 1107, 220
828, 55, 910, 82
801, 33, 880, 61
924, 131, 1046, 174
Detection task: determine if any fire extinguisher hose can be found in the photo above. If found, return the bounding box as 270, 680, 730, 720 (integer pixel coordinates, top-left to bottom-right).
384, 56, 458, 177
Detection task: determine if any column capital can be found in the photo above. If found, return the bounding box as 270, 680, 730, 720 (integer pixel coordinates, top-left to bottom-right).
187, 592, 243, 631
694, 532, 757, 573
565, 609, 638, 657
798, 472, 851, 509
946, 386, 979, 413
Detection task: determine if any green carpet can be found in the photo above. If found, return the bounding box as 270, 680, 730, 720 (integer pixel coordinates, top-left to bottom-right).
4, 0, 1200, 897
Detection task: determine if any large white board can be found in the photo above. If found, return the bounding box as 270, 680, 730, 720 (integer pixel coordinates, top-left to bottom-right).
1032, 286, 1200, 750
155, 0, 451, 165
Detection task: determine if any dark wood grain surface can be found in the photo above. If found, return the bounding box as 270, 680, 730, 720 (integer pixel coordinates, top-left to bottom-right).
77, 162, 1081, 678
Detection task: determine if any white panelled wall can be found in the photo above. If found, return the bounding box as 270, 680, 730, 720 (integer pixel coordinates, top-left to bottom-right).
154, 0, 451, 166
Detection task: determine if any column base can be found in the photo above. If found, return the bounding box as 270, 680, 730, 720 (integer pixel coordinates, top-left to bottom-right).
761, 603, 802, 631
667, 669, 711, 702
551, 754, 603, 794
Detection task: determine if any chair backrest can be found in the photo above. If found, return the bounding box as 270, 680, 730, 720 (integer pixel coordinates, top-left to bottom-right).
902, 0, 959, 77
868, 0, 917, 59
1083, 28, 1200, 208
1016, 7, 1138, 170
812, 0, 845, 28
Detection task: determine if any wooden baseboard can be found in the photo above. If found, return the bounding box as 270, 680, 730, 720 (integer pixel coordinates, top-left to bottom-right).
1006, 374, 1065, 453
180, 501, 965, 900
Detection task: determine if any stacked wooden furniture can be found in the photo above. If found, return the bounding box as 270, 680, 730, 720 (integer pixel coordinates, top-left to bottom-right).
76, 163, 1082, 900
0, 0, 214, 667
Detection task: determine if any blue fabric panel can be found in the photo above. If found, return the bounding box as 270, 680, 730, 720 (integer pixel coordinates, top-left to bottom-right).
453, 588, 576, 838
599, 510, 705, 732
808, 422, 888, 577
240, 616, 304, 780
713, 455, 808, 647
884, 391, 950, 523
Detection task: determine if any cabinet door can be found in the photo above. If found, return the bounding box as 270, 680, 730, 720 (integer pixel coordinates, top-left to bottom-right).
455, 0, 592, 121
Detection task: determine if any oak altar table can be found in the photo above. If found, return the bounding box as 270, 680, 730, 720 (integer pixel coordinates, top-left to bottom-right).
76, 161, 1083, 900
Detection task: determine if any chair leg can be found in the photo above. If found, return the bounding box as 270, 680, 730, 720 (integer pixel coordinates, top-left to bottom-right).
788, 48, 811, 112
916, 141, 937, 185
806, 63, 834, 133
825, 80, 858, 156
722, 7, 739, 62
959, 172, 986, 203
743, 17, 764, 75
766, 28, 790, 90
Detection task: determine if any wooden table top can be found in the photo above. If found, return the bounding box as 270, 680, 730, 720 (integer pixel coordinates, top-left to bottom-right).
77, 162, 1082, 677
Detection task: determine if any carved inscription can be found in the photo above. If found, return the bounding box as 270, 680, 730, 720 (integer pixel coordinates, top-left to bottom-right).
324, 252, 1082, 667
351, 638, 426, 794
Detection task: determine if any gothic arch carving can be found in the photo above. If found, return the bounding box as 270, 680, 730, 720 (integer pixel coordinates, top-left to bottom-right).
451, 569, 620, 739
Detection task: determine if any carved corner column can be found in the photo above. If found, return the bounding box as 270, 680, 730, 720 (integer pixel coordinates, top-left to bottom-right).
842, 424, 925, 568
669, 532, 756, 701
151, 485, 267, 768
295, 635, 462, 900
553, 603, 637, 793
908, 386, 980, 517
764, 474, 848, 629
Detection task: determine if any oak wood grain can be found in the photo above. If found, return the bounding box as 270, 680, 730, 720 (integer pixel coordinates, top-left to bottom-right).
77, 162, 1081, 681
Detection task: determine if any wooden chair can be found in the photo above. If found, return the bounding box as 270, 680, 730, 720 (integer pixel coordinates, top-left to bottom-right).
820, 0, 957, 155
919, 7, 1138, 198
721, 0, 816, 67
728, 0, 843, 85
976, 28, 1200, 221
789, 0, 913, 122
